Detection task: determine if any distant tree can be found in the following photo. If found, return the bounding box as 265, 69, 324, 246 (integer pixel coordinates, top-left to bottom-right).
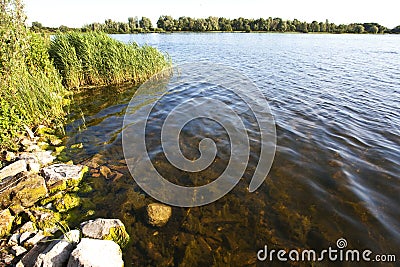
31, 21, 43, 32
128, 17, 139, 32
218, 17, 232, 31
319, 21, 326, 32
207, 16, 219, 31
310, 21, 320, 32
232, 17, 244, 31
369, 25, 379, 34
325, 19, 331, 32
336, 24, 346, 33
193, 18, 207, 31
277, 19, 287, 32
256, 18, 266, 31
299, 22, 309, 33
391, 25, 400, 33
139, 17, 152, 31
118, 22, 129, 33
355, 24, 365, 33
177, 16, 189, 31
157, 15, 175, 31
378, 25, 387, 33
59, 25, 69, 32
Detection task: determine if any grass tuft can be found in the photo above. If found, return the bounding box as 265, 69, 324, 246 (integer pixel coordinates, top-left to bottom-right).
0, 0, 67, 150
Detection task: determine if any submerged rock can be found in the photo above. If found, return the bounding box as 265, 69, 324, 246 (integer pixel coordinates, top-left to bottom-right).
41, 164, 88, 193
81, 218, 130, 248
0, 173, 48, 208
0, 209, 14, 238
0, 160, 27, 181
146, 203, 172, 227
35, 230, 80, 267
99, 165, 112, 179
67, 238, 123, 267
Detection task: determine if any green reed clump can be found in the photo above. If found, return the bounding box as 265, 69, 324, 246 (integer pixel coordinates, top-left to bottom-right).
49, 32, 171, 89
0, 0, 67, 150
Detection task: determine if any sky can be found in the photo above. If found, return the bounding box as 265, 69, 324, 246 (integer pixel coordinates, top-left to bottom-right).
24, 0, 399, 29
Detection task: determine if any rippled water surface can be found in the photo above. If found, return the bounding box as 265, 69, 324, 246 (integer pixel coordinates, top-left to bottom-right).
66, 33, 400, 266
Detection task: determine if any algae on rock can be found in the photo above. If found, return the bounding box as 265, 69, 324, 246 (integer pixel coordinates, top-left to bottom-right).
29, 207, 62, 233
54, 193, 81, 212
41, 164, 88, 193
0, 209, 14, 238
0, 173, 48, 208
81, 218, 130, 248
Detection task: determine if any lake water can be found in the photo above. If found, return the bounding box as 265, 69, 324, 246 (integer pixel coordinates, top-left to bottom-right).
66, 33, 400, 266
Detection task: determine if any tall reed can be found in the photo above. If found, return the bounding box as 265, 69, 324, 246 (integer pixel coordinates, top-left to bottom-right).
49, 32, 171, 89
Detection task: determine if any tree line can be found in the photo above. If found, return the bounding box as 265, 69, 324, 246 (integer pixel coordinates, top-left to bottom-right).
31, 16, 400, 34
155, 16, 394, 34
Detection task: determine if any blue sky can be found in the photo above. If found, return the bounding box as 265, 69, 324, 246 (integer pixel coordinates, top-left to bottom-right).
25, 0, 399, 28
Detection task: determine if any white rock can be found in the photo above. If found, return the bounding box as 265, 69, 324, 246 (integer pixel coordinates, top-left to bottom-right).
19, 151, 55, 167
12, 245, 27, 256
29, 162, 41, 173
41, 164, 86, 190
4, 151, 16, 161
3, 254, 14, 265
19, 231, 34, 244
8, 233, 21, 246
34, 230, 80, 267
81, 218, 124, 239
24, 125, 35, 139
67, 238, 123, 267
25, 230, 47, 247
0, 160, 27, 181
146, 203, 172, 227
20, 221, 36, 233
26, 145, 42, 152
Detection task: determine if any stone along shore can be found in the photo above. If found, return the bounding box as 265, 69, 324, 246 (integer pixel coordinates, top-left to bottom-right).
0, 126, 172, 266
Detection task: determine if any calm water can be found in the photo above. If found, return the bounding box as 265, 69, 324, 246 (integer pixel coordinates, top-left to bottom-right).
66, 33, 400, 266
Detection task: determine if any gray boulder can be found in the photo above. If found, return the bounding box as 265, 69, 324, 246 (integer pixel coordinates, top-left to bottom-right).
41, 164, 88, 193
34, 230, 80, 267
67, 238, 123, 267
81, 218, 129, 248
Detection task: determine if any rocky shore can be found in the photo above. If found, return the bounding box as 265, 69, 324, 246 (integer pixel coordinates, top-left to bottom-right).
0, 126, 173, 266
